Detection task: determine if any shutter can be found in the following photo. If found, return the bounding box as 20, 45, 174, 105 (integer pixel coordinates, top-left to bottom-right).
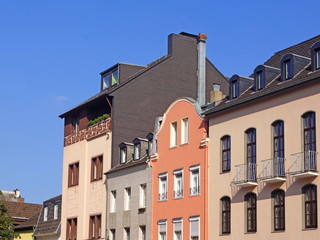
190, 219, 199, 237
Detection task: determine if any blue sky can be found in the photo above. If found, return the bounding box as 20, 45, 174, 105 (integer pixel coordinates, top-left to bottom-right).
0, 0, 319, 204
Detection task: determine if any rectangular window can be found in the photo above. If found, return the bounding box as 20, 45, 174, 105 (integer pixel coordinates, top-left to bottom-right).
139, 184, 147, 208
246, 193, 257, 232
316, 49, 320, 70
134, 143, 141, 160
221, 197, 231, 234
272, 190, 285, 231
158, 221, 167, 240
170, 122, 178, 147
173, 218, 182, 240
66, 218, 77, 240
54, 205, 58, 220
91, 156, 103, 182
303, 185, 317, 228
139, 225, 146, 240
124, 227, 130, 240
189, 217, 199, 240
68, 162, 79, 187
89, 215, 101, 239
109, 229, 115, 240
44, 207, 48, 221
181, 118, 189, 144
174, 170, 183, 199
124, 187, 131, 211
221, 136, 231, 172
110, 190, 116, 213
231, 80, 238, 99
256, 71, 264, 90
284, 59, 292, 80
246, 129, 257, 181
72, 115, 80, 134
303, 112, 317, 171
158, 174, 168, 201
102, 69, 119, 90
190, 166, 200, 196
120, 147, 127, 164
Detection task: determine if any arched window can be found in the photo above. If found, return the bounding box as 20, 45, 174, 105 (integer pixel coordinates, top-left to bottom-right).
302, 112, 317, 171
221, 196, 231, 234
303, 184, 317, 228
221, 135, 231, 172
245, 193, 257, 232
272, 121, 285, 177
272, 189, 285, 231
246, 128, 256, 181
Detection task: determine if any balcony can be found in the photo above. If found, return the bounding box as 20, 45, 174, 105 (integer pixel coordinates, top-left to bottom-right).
260, 157, 286, 183
174, 190, 183, 199
232, 163, 257, 187
158, 192, 167, 201
289, 151, 318, 178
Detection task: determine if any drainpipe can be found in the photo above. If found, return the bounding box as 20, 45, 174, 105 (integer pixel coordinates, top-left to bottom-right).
197, 33, 207, 107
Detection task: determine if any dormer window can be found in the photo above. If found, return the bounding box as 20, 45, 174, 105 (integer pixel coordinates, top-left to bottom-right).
146, 133, 155, 156
120, 146, 127, 164
311, 41, 320, 71
284, 59, 292, 80
134, 143, 141, 160
316, 48, 320, 70
230, 80, 238, 99
256, 71, 264, 90
102, 69, 119, 90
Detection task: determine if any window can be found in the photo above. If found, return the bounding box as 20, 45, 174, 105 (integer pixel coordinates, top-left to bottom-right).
246, 128, 256, 181
190, 166, 200, 196
303, 112, 317, 171
54, 205, 59, 220
91, 156, 103, 182
89, 215, 101, 239
170, 122, 177, 147
134, 143, 141, 160
158, 174, 167, 201
173, 218, 182, 240
110, 190, 116, 213
273, 121, 284, 158
272, 189, 285, 231
44, 207, 48, 221
256, 71, 264, 90
303, 184, 317, 228
109, 229, 115, 240
284, 59, 292, 80
120, 146, 127, 164
316, 48, 320, 70
245, 193, 257, 232
139, 226, 146, 240
68, 162, 79, 187
230, 80, 238, 99
124, 187, 131, 211
221, 197, 231, 234
72, 115, 80, 134
181, 118, 189, 144
139, 184, 146, 208
311, 42, 320, 71
189, 217, 199, 240
221, 136, 231, 172
66, 218, 77, 240
124, 227, 130, 240
102, 69, 119, 90
158, 220, 167, 240
174, 170, 183, 199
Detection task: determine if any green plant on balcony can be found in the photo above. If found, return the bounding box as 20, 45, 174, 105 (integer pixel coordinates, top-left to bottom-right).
87, 114, 110, 127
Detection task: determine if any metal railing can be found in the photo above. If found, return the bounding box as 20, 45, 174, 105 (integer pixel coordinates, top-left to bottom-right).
232, 163, 257, 184
190, 186, 200, 195
289, 150, 317, 174
158, 192, 167, 201
260, 157, 285, 180
174, 189, 183, 198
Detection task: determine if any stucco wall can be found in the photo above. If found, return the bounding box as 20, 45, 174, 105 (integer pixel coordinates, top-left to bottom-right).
208, 81, 320, 239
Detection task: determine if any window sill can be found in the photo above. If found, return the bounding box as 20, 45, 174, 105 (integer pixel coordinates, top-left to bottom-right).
302, 227, 318, 231
169, 145, 177, 149
173, 196, 183, 200
220, 170, 230, 174
91, 178, 103, 183
68, 184, 79, 188
180, 142, 189, 146
245, 231, 257, 234
138, 206, 146, 210
219, 233, 230, 236
189, 193, 200, 197
158, 199, 168, 202
272, 230, 285, 233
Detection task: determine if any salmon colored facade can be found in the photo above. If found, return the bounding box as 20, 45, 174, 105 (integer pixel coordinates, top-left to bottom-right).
151, 98, 208, 240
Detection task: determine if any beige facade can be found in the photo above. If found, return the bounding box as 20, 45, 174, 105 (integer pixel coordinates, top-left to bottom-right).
61, 122, 112, 240
208, 79, 320, 239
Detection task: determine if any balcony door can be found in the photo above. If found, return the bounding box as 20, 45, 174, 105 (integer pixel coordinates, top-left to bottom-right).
246, 128, 256, 181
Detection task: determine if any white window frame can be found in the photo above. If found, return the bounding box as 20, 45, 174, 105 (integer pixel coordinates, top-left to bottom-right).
158, 220, 167, 240
124, 227, 130, 240
53, 204, 58, 220
134, 143, 141, 160
173, 218, 183, 240
109, 229, 116, 240
189, 216, 200, 240
124, 187, 131, 211
181, 118, 189, 144
139, 184, 147, 208
110, 190, 116, 213
139, 225, 146, 240
174, 170, 183, 199
44, 206, 48, 221
170, 122, 178, 147
158, 173, 168, 201
120, 147, 126, 164
190, 166, 200, 196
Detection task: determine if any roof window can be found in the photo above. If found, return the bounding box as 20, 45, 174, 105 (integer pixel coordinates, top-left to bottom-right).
281, 53, 310, 81
311, 41, 320, 71
101, 68, 119, 90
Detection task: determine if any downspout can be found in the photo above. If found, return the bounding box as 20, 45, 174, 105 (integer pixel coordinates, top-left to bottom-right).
197, 33, 207, 107
204, 122, 209, 240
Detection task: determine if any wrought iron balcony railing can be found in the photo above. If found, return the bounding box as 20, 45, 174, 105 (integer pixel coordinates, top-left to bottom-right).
232, 163, 257, 186
289, 151, 318, 175
174, 189, 183, 199
158, 192, 167, 201
260, 157, 286, 180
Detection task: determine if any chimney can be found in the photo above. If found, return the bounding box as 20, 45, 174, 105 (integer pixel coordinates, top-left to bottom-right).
210, 83, 225, 103
197, 33, 207, 106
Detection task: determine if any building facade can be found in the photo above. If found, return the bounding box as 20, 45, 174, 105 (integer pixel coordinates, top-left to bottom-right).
151, 98, 208, 240
205, 35, 320, 239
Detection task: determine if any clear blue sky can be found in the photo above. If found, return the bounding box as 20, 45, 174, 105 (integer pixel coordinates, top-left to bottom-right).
0, 0, 319, 204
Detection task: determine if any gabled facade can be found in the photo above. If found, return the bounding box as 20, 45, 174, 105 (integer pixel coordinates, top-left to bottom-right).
205, 35, 320, 239
150, 98, 208, 240
59, 32, 228, 240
